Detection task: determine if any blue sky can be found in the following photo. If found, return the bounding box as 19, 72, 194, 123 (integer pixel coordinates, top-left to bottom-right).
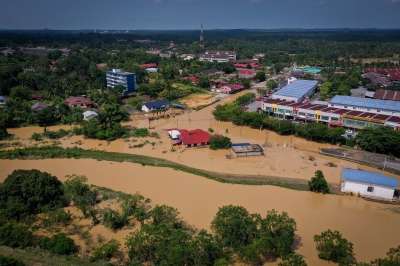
0, 0, 399, 30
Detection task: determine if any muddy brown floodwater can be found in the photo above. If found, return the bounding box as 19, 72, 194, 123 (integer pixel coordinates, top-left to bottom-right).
3, 90, 400, 264
1, 159, 399, 265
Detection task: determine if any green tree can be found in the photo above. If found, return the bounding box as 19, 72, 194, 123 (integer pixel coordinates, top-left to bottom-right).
209, 135, 232, 150
63, 174, 97, 217
366, 245, 400, 266
278, 254, 308, 266
267, 79, 278, 89
211, 205, 260, 249
198, 75, 211, 89
240, 78, 251, 89
37, 107, 57, 125
89, 239, 120, 262
256, 71, 266, 82
314, 230, 355, 265
0, 223, 33, 249
0, 169, 64, 218
187, 230, 226, 266
305, 122, 328, 141
308, 170, 329, 194
10, 86, 30, 100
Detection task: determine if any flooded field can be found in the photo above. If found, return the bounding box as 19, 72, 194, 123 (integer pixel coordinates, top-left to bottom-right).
1, 159, 399, 265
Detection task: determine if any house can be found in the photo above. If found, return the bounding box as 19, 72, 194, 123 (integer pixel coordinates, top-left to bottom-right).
82, 111, 99, 121
219, 84, 244, 94
64, 96, 92, 108
0, 96, 6, 105
31, 102, 53, 113
183, 76, 199, 85
204, 51, 236, 60
139, 63, 158, 68
201, 69, 223, 76
238, 70, 256, 79
199, 54, 230, 63
340, 168, 398, 200
231, 143, 264, 157
176, 129, 211, 147
235, 63, 260, 69
96, 63, 107, 69
210, 79, 228, 91
180, 54, 195, 60
31, 94, 44, 101
142, 99, 171, 112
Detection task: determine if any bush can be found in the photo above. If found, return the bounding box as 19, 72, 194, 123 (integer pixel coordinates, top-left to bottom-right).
37, 233, 76, 255
208, 128, 214, 133
72, 126, 82, 135
89, 239, 121, 262
278, 254, 308, 266
0, 223, 33, 249
0, 255, 26, 266
308, 170, 329, 194
314, 230, 355, 265
103, 208, 127, 230
31, 133, 43, 141
132, 128, 149, 137
209, 135, 231, 150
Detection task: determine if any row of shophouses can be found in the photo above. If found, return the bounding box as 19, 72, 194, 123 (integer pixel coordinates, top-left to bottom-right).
262, 98, 400, 131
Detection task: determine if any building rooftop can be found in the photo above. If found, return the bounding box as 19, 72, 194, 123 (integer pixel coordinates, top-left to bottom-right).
272, 80, 318, 100
330, 95, 400, 112
343, 168, 398, 188
231, 144, 264, 154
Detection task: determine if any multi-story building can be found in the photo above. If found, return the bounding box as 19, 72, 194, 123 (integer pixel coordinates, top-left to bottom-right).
262, 98, 400, 131
106, 69, 137, 93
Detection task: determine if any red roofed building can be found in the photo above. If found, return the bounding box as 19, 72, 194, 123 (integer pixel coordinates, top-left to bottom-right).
64, 96, 92, 108
235, 63, 260, 69
183, 76, 200, 85
238, 69, 256, 79
139, 63, 158, 68
219, 84, 245, 94
177, 129, 211, 147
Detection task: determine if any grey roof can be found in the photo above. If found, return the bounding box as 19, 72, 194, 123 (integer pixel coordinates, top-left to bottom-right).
329, 95, 400, 112
143, 99, 171, 109
31, 102, 50, 111
83, 111, 98, 120
364, 91, 375, 98
343, 168, 398, 187
272, 80, 318, 100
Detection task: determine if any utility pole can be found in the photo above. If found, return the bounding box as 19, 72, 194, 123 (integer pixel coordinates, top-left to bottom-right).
383, 157, 386, 171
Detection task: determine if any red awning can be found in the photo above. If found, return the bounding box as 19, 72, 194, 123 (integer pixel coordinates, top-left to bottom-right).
329, 122, 342, 127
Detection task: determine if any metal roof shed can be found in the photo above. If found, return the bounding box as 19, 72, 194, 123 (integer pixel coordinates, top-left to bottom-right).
341, 168, 398, 200
270, 80, 318, 103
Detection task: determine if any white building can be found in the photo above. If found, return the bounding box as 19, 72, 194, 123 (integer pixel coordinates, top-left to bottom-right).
341, 168, 398, 200
199, 54, 230, 63
287, 77, 297, 84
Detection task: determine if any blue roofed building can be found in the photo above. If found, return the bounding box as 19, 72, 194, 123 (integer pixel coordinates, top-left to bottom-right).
270, 80, 318, 103
329, 96, 400, 117
142, 99, 171, 112
341, 168, 398, 200
106, 68, 137, 94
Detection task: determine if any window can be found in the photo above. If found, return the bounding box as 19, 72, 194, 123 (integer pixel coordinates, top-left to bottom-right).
353, 107, 356, 109
331, 117, 339, 122
367, 186, 374, 192
321, 116, 329, 121
367, 109, 370, 111
344, 106, 347, 108
299, 112, 306, 116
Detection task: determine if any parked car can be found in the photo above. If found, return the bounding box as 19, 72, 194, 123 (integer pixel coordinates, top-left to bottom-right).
347, 135, 354, 138
256, 107, 261, 113
242, 106, 249, 111
256, 97, 264, 101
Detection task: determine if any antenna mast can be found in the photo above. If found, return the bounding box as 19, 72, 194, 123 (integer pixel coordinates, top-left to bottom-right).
200, 23, 204, 47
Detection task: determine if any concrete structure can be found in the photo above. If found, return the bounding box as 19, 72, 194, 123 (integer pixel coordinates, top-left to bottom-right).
341, 168, 398, 200
329, 96, 400, 117
270, 80, 318, 103
262, 98, 400, 130
231, 143, 264, 157
199, 54, 230, 63
82, 111, 98, 121
204, 50, 236, 60
106, 68, 137, 94
142, 100, 170, 113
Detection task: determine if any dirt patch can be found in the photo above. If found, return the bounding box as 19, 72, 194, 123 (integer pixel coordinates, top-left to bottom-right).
180, 92, 218, 109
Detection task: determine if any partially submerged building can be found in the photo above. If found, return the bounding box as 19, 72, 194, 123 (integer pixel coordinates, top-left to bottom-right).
231, 143, 264, 157
341, 168, 398, 200
142, 100, 171, 113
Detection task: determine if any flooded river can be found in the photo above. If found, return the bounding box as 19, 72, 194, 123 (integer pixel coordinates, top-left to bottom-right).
0, 159, 399, 265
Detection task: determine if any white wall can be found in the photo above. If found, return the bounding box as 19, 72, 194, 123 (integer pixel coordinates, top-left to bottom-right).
142, 105, 150, 112
342, 180, 395, 199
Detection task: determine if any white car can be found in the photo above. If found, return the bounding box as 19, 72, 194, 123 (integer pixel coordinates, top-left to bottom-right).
346, 130, 353, 134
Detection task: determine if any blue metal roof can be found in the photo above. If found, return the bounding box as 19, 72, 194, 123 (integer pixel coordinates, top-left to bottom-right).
272, 80, 318, 101
343, 168, 398, 187
329, 96, 400, 112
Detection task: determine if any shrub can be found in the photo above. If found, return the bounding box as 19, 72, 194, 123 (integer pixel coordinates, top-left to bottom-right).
72, 126, 82, 135
132, 128, 149, 137
308, 170, 329, 194
103, 208, 127, 230
209, 135, 231, 150
89, 239, 121, 262
0, 255, 26, 266
31, 133, 43, 141
208, 128, 214, 133
0, 223, 33, 249
37, 233, 76, 255
278, 254, 308, 266
314, 230, 355, 265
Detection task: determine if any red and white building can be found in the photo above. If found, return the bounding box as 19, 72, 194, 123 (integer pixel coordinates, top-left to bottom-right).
167, 128, 211, 147
64, 96, 92, 108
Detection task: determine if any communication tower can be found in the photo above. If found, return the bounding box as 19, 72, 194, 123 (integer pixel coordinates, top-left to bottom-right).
200, 24, 204, 47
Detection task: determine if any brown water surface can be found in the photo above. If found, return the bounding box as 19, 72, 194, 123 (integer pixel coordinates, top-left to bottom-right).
0, 159, 399, 265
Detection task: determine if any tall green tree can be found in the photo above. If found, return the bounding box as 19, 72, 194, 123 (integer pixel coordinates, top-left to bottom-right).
314, 230, 355, 265
308, 170, 329, 194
